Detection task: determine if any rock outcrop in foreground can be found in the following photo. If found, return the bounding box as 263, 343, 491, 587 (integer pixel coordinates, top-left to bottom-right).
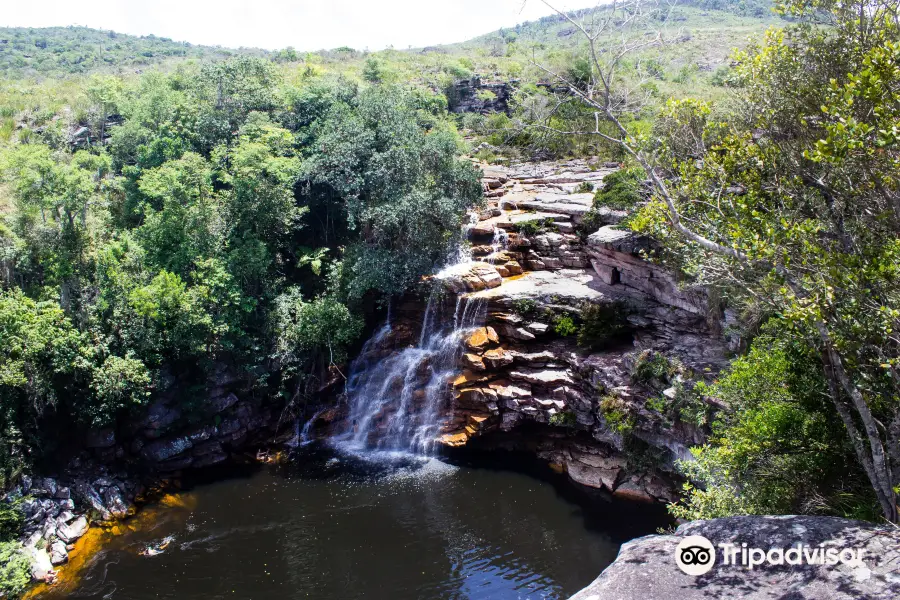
569, 516, 900, 600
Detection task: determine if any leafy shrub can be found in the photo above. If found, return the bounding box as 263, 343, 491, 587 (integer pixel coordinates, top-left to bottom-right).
710, 65, 735, 87
592, 167, 647, 210
581, 167, 647, 231
632, 350, 677, 385
0, 500, 23, 541
553, 314, 577, 337
0, 541, 31, 599
645, 381, 710, 428
600, 394, 634, 435
516, 217, 556, 236
512, 298, 537, 317
577, 301, 630, 349
575, 181, 594, 193
670, 322, 875, 522
84, 355, 153, 427
645, 58, 666, 79
549, 411, 577, 427
272, 290, 364, 384
362, 57, 386, 83
475, 89, 497, 102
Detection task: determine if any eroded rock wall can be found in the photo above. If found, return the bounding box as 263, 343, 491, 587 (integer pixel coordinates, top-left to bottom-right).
449, 76, 515, 114
6, 363, 290, 580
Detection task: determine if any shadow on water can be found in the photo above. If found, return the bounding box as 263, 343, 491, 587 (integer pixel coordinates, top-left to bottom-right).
39, 443, 670, 600
436, 445, 675, 542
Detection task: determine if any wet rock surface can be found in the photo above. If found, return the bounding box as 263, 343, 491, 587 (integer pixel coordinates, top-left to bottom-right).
569, 516, 900, 600
9, 472, 139, 582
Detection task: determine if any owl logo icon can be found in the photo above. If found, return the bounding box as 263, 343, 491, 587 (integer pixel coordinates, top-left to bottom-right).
675, 535, 716, 575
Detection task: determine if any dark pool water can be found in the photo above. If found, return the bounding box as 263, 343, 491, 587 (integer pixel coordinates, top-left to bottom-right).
42, 446, 668, 600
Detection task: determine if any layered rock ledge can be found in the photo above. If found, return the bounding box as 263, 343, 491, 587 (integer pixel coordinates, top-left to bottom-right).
569, 516, 900, 600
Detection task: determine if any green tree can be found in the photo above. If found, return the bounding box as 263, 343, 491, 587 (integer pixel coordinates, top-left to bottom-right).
0, 289, 93, 483
0, 541, 31, 599
670, 324, 867, 520
136, 152, 221, 277
83, 355, 152, 427
362, 57, 386, 83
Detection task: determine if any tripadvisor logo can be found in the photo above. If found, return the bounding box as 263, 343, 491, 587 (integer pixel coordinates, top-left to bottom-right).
675, 535, 716, 575
674, 535, 868, 576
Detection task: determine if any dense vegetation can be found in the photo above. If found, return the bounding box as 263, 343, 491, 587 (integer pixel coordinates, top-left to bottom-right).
0, 26, 264, 78
0, 56, 480, 490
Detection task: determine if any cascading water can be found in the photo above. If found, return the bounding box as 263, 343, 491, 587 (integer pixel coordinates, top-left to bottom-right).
339, 294, 486, 454
334, 209, 488, 455
488, 226, 509, 263
452, 211, 479, 264
287, 407, 328, 448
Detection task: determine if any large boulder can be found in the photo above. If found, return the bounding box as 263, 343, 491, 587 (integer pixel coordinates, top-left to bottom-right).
27, 546, 55, 582
141, 436, 193, 463
436, 262, 502, 293
49, 540, 68, 566
569, 516, 900, 600
103, 486, 130, 519
57, 515, 89, 543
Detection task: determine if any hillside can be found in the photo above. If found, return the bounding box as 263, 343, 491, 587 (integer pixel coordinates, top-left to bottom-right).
0, 26, 267, 78
433, 2, 782, 92
0, 4, 784, 157
1, 2, 782, 85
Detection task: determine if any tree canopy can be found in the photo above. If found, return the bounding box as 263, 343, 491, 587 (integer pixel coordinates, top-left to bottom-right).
0, 58, 480, 487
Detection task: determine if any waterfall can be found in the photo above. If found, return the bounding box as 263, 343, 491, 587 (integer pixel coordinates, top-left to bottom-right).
286, 407, 328, 448
453, 212, 479, 264
333, 207, 487, 455
338, 294, 486, 454
488, 226, 508, 263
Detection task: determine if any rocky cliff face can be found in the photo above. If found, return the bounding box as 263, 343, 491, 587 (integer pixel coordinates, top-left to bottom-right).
448, 76, 515, 114
568, 515, 900, 600
348, 159, 735, 504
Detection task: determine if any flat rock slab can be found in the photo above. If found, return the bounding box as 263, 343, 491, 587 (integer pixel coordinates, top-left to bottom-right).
490, 211, 570, 229
510, 369, 575, 386
587, 225, 634, 246
569, 515, 900, 600
534, 192, 595, 206
469, 269, 607, 305
514, 200, 590, 217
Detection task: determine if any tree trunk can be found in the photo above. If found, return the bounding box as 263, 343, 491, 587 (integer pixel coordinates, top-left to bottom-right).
820, 334, 899, 522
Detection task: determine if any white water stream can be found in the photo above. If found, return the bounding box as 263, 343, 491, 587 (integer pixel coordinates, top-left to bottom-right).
335, 210, 488, 454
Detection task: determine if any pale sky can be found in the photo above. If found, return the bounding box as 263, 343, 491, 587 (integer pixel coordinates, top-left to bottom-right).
1, 0, 583, 51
